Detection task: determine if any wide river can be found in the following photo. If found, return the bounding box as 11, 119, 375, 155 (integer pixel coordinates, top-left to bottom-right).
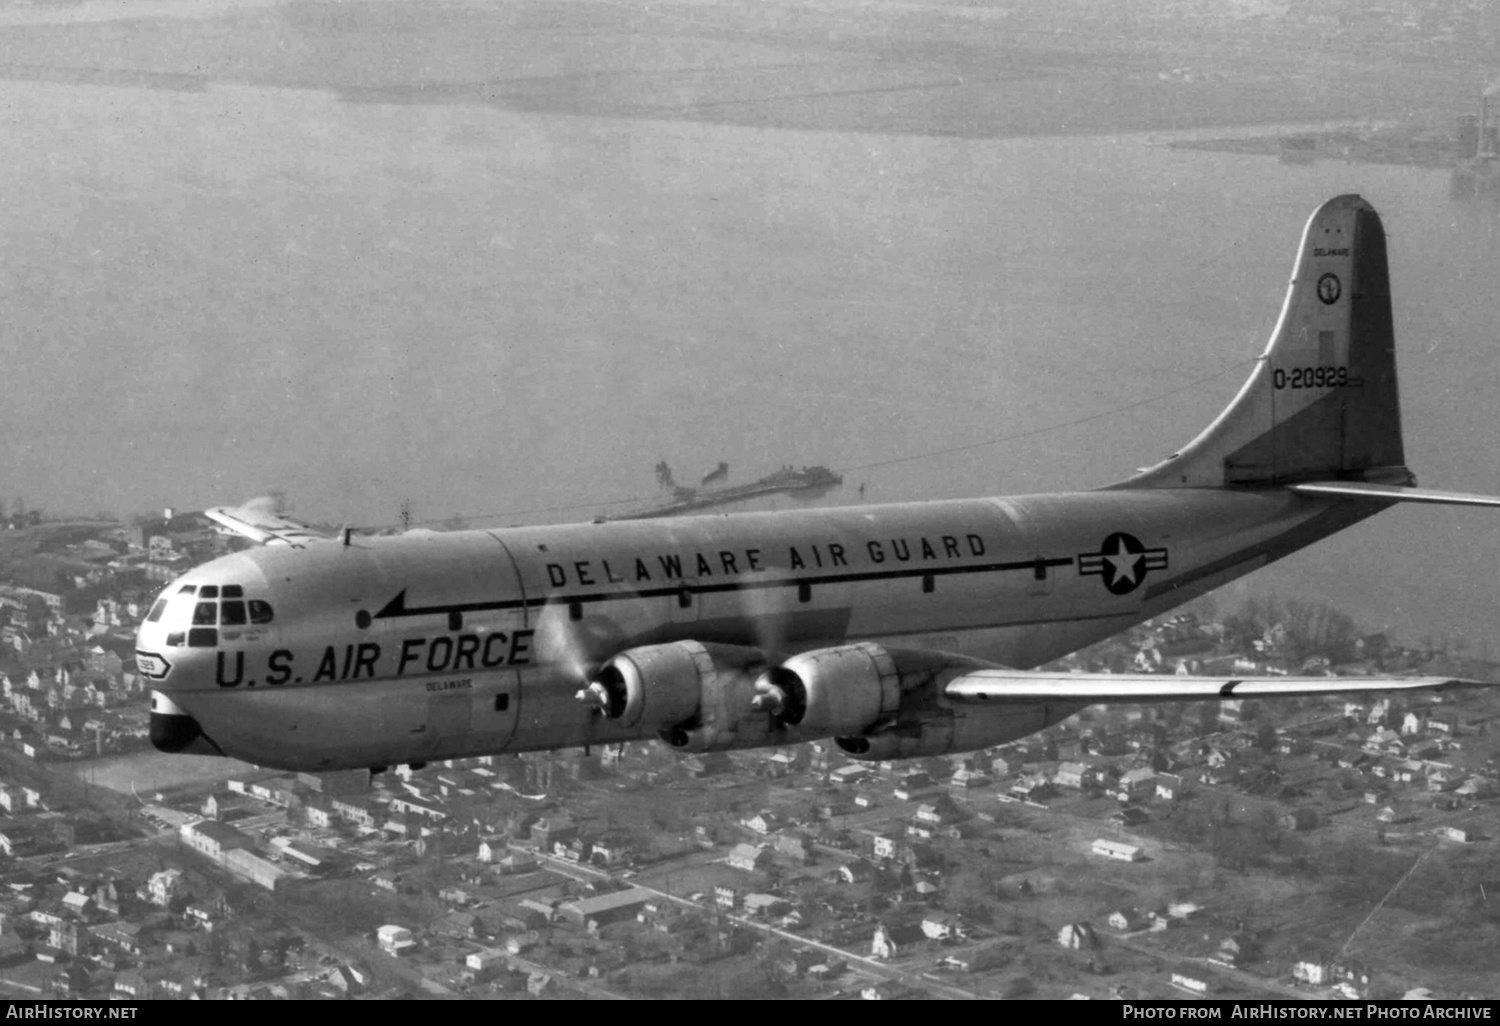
1, 1, 1497, 648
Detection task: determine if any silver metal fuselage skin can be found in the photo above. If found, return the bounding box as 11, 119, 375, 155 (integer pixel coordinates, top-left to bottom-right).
136, 489, 1374, 771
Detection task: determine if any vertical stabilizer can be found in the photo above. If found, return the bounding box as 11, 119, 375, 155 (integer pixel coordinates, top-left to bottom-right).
1119, 195, 1409, 490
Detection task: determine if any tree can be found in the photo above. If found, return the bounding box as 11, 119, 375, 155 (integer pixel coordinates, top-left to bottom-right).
1254, 722, 1278, 752
265, 934, 292, 972
205, 930, 228, 968
1282, 599, 1360, 662
1237, 760, 1279, 797
1224, 595, 1284, 648
241, 935, 265, 978
1196, 701, 1220, 737
757, 939, 793, 988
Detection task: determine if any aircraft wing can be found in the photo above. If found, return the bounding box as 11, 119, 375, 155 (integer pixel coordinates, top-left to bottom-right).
944, 670, 1483, 704
203, 498, 328, 548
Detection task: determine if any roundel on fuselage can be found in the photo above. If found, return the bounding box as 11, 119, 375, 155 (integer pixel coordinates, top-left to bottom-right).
1076, 532, 1169, 596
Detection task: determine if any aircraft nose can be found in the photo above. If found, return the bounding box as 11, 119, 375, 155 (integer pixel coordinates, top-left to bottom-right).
133, 552, 275, 690
149, 690, 224, 756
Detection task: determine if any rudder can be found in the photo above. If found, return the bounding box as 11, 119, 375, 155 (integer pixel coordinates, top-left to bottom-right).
1121, 195, 1409, 490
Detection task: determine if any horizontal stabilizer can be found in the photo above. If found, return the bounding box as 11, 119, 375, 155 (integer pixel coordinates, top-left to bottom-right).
1288, 481, 1500, 508
945, 670, 1484, 704
204, 499, 327, 548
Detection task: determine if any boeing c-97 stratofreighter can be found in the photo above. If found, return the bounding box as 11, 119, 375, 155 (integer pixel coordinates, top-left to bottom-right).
138, 195, 1500, 773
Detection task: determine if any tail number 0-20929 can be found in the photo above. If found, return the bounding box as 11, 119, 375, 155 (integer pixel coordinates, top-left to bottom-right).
1273, 366, 1348, 390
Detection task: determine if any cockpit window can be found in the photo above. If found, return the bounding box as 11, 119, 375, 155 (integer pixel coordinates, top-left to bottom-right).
162, 584, 273, 641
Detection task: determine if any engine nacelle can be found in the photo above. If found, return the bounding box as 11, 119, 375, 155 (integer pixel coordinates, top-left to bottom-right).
579, 641, 764, 734
835, 702, 1080, 761
579, 641, 710, 730
753, 642, 902, 737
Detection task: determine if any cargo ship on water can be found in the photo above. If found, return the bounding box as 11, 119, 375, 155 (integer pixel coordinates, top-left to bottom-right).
607, 463, 843, 521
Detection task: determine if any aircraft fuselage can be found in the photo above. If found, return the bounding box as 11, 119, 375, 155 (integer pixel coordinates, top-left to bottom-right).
137, 488, 1373, 771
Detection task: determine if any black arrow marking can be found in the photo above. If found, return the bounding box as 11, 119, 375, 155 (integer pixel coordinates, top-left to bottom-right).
369, 556, 1077, 622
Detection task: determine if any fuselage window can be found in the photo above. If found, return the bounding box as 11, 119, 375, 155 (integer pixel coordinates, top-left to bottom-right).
223, 585, 243, 598
200, 585, 220, 599
221, 601, 247, 626
146, 599, 168, 623
192, 602, 217, 626
188, 627, 218, 648
177, 585, 197, 596
248, 600, 274, 625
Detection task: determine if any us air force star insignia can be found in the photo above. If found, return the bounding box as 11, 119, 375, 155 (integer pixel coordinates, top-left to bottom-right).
1077, 532, 1169, 595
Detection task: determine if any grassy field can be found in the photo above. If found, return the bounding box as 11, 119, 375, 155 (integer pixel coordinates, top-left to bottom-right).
65, 750, 264, 796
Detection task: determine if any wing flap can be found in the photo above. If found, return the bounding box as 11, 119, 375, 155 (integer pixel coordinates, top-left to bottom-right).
204, 498, 327, 548
1289, 481, 1500, 508
944, 670, 1483, 704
